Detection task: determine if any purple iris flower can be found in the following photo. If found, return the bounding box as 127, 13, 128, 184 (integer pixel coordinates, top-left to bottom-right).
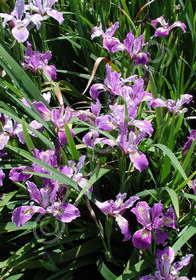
60, 156, 93, 194
0, 114, 25, 150
12, 180, 80, 227
148, 94, 193, 114
131, 201, 177, 250
140, 246, 193, 280
32, 102, 76, 145
123, 30, 149, 65
27, 0, 64, 24
21, 42, 57, 80
91, 22, 122, 53
89, 64, 137, 100
166, 94, 193, 114
151, 15, 186, 37
116, 123, 149, 172
190, 179, 196, 207
182, 130, 196, 154
0, 169, 5, 187
0, 0, 42, 42
95, 193, 139, 241
9, 149, 57, 183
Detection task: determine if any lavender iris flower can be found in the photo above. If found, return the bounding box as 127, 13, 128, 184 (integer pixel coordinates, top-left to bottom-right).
148, 94, 193, 114
116, 124, 149, 172
89, 64, 137, 100
182, 130, 196, 154
0, 114, 25, 150
140, 246, 193, 280
151, 15, 186, 37
95, 193, 139, 241
91, 22, 122, 53
21, 42, 57, 80
131, 201, 177, 250
0, 169, 5, 187
123, 30, 149, 65
0, 0, 42, 42
12, 181, 80, 227
27, 0, 64, 24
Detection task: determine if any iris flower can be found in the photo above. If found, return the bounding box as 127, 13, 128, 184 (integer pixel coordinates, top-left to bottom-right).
21, 42, 57, 80
151, 15, 186, 37
12, 181, 80, 227
131, 201, 177, 250
140, 246, 193, 280
95, 193, 139, 241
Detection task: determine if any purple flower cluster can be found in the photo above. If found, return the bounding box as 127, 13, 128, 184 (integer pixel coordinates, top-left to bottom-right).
91, 22, 148, 65
21, 42, 57, 80
140, 246, 193, 280
0, 0, 64, 42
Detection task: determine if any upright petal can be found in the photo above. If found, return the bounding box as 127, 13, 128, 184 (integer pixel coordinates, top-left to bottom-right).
26, 181, 42, 205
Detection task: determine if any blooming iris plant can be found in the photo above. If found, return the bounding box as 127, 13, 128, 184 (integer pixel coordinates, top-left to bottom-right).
140, 246, 193, 280
21, 42, 57, 80
131, 201, 177, 250
12, 180, 80, 227
0, 0, 42, 42
26, 0, 64, 24
151, 15, 186, 37
95, 193, 139, 241
91, 22, 148, 65
0, 0, 63, 42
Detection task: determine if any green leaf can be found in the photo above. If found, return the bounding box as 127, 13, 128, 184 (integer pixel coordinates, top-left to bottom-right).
0, 191, 18, 213
172, 217, 196, 254
5, 144, 79, 192
154, 144, 187, 181
22, 118, 35, 152
97, 260, 117, 280
164, 187, 179, 218
64, 123, 80, 161
115, 260, 151, 280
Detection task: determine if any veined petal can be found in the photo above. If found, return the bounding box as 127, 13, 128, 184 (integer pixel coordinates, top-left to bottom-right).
46, 9, 64, 24
90, 84, 106, 100
47, 202, 80, 222
155, 27, 169, 37
115, 215, 131, 241
131, 201, 151, 227
26, 181, 42, 205
129, 150, 148, 172
12, 205, 45, 227
94, 199, 113, 215
12, 25, 29, 42
9, 166, 33, 182
132, 228, 151, 250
